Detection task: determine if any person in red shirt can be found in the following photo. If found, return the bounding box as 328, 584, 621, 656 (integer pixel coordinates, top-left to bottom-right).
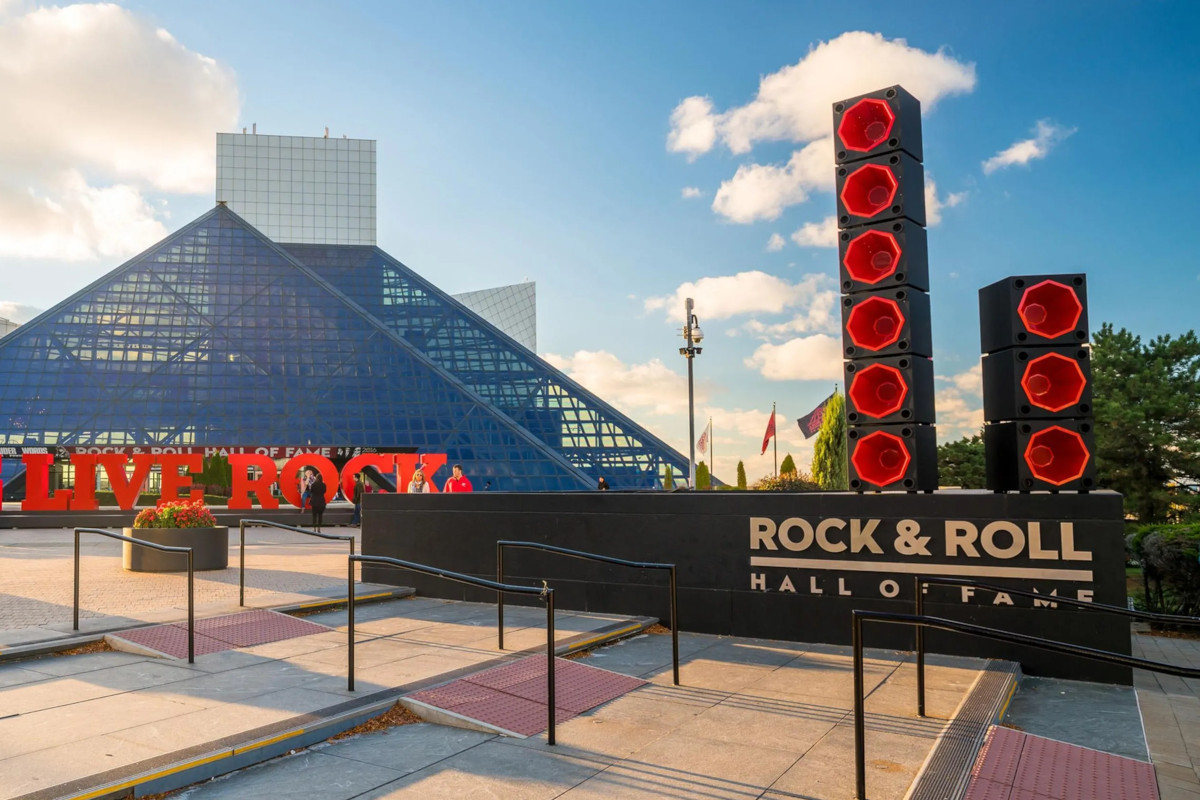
443, 463, 474, 493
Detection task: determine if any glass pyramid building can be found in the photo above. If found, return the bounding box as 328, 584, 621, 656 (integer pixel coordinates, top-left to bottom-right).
0, 205, 688, 490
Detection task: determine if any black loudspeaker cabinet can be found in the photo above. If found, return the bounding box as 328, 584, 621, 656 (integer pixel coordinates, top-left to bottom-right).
838, 219, 929, 294
982, 346, 1092, 422
979, 274, 1089, 354
845, 354, 936, 425
984, 419, 1097, 492
832, 85, 923, 164
847, 423, 938, 492
841, 287, 933, 358
836, 151, 926, 229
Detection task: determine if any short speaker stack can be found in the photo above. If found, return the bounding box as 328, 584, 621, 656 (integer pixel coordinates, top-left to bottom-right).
979, 275, 1096, 492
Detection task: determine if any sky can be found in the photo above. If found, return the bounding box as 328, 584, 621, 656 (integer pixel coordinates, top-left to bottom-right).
0, 0, 1197, 484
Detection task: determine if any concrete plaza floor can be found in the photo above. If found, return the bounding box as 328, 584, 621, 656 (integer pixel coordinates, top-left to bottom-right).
0, 524, 1197, 799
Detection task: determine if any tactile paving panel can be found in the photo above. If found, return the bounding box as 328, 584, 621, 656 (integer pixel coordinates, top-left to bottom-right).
406, 654, 646, 737
176, 609, 330, 647
113, 610, 332, 659
963, 725, 1159, 800
115, 625, 233, 659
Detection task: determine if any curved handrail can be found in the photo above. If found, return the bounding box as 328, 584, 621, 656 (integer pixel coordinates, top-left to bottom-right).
850, 609, 1200, 800
348, 554, 560, 745
497, 540, 679, 686
912, 574, 1200, 717
238, 519, 355, 606
73, 527, 195, 663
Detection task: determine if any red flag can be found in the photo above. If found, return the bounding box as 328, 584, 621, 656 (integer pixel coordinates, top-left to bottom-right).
760, 410, 776, 455
697, 427, 708, 455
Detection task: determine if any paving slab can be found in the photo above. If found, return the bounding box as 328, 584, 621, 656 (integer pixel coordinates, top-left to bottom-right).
0, 596, 643, 800
130, 630, 1000, 800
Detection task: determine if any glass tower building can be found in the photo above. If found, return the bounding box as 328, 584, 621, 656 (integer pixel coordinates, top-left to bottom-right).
0, 205, 687, 491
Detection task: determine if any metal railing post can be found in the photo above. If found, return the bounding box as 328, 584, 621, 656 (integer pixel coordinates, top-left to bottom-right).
497, 542, 505, 650
546, 587, 556, 746
73, 528, 192, 651
853, 610, 866, 800
494, 541, 678, 683
73, 528, 81, 631
915, 576, 925, 717
187, 550, 195, 663
239, 520, 246, 606
348, 555, 356, 691
670, 566, 679, 686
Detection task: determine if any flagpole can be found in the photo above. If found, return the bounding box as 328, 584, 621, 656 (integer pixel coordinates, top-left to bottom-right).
772, 402, 778, 477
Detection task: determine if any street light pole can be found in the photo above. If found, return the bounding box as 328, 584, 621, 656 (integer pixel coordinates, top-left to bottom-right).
679, 298, 703, 489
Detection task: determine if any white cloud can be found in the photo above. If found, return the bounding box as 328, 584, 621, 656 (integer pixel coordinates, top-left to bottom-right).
681, 186, 703, 199
742, 289, 839, 340
924, 176, 967, 226
0, 301, 41, 324
666, 96, 717, 160
668, 31, 976, 158
0, 3, 239, 260
711, 138, 832, 223
543, 350, 693, 417
766, 233, 786, 252
982, 120, 1077, 175
0, 171, 168, 260
745, 334, 843, 381
644, 271, 832, 321
791, 216, 838, 248
935, 362, 984, 441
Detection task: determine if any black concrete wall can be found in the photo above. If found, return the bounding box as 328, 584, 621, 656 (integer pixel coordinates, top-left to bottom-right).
361, 490, 1130, 683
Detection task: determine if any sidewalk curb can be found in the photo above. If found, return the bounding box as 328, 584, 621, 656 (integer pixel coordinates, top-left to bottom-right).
23, 615, 657, 800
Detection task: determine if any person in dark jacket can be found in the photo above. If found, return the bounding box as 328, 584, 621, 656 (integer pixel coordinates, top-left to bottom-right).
307, 469, 327, 532
349, 472, 364, 527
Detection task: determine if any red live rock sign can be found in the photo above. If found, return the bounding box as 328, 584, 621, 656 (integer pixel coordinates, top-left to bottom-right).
3, 452, 447, 511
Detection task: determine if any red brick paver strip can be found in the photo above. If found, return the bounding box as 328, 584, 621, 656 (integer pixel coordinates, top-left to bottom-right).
965, 725, 1159, 800
406, 654, 645, 737
113, 609, 331, 659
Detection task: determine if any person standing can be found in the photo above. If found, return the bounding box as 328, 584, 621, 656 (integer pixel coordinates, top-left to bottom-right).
408, 469, 432, 493
443, 464, 473, 493
349, 472, 364, 526
597, 477, 610, 491
307, 468, 327, 532
299, 471, 312, 519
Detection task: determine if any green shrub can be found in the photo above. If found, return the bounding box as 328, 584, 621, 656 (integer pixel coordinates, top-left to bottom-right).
751, 472, 821, 492
1129, 523, 1200, 618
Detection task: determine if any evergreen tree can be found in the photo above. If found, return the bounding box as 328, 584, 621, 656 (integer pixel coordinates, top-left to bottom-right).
663, 464, 675, 490
1092, 324, 1200, 522
811, 393, 848, 490
736, 460, 747, 490
780, 453, 797, 475
696, 461, 711, 490
937, 434, 986, 488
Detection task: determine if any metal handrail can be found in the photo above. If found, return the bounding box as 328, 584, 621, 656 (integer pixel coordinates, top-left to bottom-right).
913, 575, 1200, 717
73, 527, 195, 663
497, 540, 680, 686
348, 555, 560, 745
850, 609, 1200, 800
238, 519, 355, 606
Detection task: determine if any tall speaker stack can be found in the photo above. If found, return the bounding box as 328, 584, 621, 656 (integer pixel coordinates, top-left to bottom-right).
833, 85, 938, 492
979, 274, 1096, 492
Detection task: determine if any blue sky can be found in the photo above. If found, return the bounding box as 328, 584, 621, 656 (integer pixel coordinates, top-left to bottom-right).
0, 1, 1197, 481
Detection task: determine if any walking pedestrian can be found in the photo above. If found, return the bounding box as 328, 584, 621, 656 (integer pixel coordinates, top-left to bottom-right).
349, 472, 364, 526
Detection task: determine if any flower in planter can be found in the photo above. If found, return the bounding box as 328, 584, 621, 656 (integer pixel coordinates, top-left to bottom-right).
133, 498, 218, 529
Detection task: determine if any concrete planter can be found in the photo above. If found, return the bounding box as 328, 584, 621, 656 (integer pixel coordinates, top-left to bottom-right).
122, 526, 230, 572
